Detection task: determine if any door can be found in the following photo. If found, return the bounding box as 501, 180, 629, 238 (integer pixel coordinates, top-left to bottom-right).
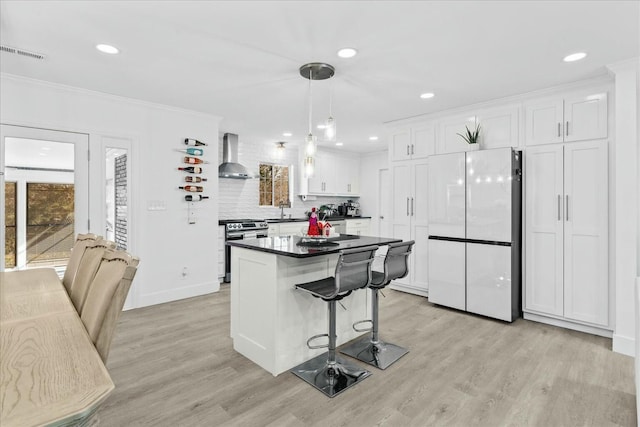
1, 125, 89, 271
466, 148, 513, 242
427, 152, 465, 238
391, 163, 411, 285
428, 239, 465, 310
524, 145, 564, 316
467, 243, 512, 321
411, 160, 429, 290
563, 141, 608, 325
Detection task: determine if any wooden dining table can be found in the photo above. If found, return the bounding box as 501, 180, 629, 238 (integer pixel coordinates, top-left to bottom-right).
0, 268, 114, 427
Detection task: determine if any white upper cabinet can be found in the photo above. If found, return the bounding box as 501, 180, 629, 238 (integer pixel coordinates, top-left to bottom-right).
525, 92, 607, 146
476, 106, 519, 149
299, 149, 360, 196
389, 125, 435, 161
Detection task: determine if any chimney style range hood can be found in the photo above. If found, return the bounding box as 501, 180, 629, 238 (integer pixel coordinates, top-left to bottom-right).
218, 133, 256, 179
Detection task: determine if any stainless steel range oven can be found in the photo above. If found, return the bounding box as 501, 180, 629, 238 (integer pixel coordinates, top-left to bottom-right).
221, 219, 269, 283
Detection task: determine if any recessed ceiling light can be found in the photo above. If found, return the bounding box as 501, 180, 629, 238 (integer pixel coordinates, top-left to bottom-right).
335, 142, 344, 146
337, 48, 358, 58
282, 132, 292, 137
563, 52, 587, 62
420, 92, 435, 99
369, 136, 378, 141
96, 44, 119, 54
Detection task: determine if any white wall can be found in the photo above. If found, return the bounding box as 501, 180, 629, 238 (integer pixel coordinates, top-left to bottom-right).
0, 74, 221, 308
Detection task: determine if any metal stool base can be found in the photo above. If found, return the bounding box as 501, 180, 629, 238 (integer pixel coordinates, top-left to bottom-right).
340, 336, 409, 370
290, 353, 372, 398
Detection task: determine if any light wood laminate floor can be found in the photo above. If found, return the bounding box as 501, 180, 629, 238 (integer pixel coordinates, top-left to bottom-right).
96, 285, 635, 426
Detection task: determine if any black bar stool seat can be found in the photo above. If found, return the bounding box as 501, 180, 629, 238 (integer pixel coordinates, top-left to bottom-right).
340, 240, 415, 370
290, 245, 378, 398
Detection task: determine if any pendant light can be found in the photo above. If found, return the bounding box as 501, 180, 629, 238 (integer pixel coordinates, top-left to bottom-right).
299, 62, 335, 177
324, 80, 336, 141
274, 141, 286, 160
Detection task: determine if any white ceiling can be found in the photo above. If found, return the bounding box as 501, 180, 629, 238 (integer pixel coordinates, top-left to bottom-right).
1, 1, 638, 153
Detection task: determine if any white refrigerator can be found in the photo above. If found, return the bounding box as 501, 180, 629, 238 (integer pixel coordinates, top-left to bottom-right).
427, 148, 522, 322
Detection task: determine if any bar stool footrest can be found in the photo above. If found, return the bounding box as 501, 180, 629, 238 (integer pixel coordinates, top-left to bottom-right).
306, 333, 329, 349
340, 336, 409, 370
352, 319, 373, 332
290, 353, 372, 398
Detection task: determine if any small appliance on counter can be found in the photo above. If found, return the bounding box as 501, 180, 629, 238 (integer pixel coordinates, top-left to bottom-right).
344, 200, 360, 217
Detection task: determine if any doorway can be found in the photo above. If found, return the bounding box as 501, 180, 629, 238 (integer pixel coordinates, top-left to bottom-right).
1, 125, 89, 271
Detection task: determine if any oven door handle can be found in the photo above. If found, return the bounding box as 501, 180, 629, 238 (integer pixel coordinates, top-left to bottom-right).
226, 235, 244, 241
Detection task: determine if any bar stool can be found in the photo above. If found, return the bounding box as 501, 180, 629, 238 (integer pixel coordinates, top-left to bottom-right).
290, 245, 378, 398
340, 240, 414, 369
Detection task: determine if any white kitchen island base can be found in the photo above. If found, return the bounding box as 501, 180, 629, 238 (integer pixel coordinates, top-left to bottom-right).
230, 245, 371, 376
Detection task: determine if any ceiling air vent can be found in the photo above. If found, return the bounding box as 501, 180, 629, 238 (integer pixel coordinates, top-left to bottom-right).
0, 45, 45, 60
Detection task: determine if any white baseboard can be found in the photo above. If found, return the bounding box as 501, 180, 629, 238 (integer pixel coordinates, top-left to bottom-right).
135, 280, 220, 309
613, 333, 635, 357
389, 283, 429, 298
523, 311, 613, 338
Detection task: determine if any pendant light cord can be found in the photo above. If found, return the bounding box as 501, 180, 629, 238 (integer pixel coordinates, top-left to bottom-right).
308, 68, 313, 135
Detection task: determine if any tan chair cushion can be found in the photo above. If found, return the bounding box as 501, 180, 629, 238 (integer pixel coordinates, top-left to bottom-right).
69, 239, 116, 314
81, 250, 139, 362
62, 233, 101, 293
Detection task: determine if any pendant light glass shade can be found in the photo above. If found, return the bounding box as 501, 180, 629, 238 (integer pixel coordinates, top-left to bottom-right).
304, 156, 315, 177
274, 142, 286, 160
305, 133, 317, 157
324, 116, 336, 141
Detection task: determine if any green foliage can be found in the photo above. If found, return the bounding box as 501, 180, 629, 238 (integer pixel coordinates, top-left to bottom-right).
457, 123, 481, 144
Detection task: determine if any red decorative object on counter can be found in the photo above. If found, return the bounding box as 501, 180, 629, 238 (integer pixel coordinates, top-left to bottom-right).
308, 207, 320, 236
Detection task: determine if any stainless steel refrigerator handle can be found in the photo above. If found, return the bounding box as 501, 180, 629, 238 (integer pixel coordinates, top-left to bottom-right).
566, 195, 569, 221
557, 123, 561, 137
411, 197, 414, 216
406, 198, 409, 216
566, 121, 569, 136
558, 195, 562, 221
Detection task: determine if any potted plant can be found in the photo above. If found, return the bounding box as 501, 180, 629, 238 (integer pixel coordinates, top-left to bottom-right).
457, 123, 481, 145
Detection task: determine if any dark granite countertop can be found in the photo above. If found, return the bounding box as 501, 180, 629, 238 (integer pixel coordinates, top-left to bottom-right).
227, 234, 400, 258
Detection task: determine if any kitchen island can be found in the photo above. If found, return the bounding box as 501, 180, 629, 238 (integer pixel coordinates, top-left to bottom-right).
228, 234, 400, 376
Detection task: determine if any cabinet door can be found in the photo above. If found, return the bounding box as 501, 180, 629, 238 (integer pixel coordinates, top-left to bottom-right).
428, 239, 465, 310
346, 155, 360, 195
524, 145, 564, 316
427, 153, 465, 238
391, 164, 412, 284
467, 243, 513, 321
477, 106, 519, 149
524, 98, 564, 146
411, 160, 430, 291
564, 92, 608, 142
563, 141, 608, 325
218, 226, 226, 279
412, 124, 436, 159
438, 117, 480, 154
390, 129, 411, 161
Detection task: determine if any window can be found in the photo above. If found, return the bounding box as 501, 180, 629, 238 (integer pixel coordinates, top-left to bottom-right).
4, 182, 16, 268
259, 163, 290, 207
26, 183, 74, 266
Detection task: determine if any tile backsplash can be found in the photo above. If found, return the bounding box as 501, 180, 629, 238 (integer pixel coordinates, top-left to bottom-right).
218, 135, 355, 220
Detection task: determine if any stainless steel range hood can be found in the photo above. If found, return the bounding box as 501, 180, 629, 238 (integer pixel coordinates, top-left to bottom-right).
218, 133, 256, 179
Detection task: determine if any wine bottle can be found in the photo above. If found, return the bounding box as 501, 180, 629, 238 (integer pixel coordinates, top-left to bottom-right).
178, 166, 203, 174
184, 156, 209, 165
185, 176, 207, 183
177, 148, 204, 156
185, 195, 209, 201
178, 185, 204, 192
184, 138, 207, 147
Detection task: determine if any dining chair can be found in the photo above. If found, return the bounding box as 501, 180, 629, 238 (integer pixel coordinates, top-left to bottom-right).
81, 249, 140, 363
62, 233, 101, 293
69, 239, 116, 313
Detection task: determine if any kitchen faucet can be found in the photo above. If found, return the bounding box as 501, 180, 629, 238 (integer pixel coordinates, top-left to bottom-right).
279, 200, 291, 219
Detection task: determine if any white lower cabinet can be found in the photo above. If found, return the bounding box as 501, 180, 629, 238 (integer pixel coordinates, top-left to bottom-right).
524, 140, 609, 329
345, 218, 371, 236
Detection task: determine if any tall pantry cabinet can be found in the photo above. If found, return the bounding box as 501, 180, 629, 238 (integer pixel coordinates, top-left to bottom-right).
388, 124, 434, 296
523, 90, 610, 333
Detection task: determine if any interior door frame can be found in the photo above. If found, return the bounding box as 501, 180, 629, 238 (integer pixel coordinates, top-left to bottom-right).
0, 124, 89, 270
